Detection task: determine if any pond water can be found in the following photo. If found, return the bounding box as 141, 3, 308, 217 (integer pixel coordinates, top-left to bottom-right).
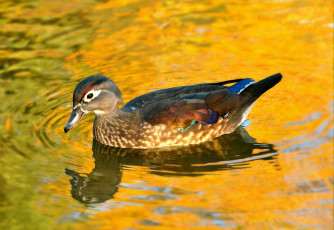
0, 0, 333, 229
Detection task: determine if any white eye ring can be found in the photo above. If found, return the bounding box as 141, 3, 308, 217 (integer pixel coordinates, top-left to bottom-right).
83, 90, 101, 102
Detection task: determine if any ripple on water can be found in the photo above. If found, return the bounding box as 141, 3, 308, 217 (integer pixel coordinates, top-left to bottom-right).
279, 105, 333, 155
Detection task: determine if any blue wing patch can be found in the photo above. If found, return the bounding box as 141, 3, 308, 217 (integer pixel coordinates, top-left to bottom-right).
228, 78, 254, 94
199, 109, 219, 125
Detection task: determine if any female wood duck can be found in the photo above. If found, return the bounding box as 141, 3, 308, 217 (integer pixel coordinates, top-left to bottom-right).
64, 73, 282, 149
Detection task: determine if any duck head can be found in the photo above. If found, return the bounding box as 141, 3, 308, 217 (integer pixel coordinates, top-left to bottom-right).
64, 75, 122, 133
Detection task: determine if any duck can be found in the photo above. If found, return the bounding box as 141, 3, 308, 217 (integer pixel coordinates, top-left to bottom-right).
64, 73, 282, 149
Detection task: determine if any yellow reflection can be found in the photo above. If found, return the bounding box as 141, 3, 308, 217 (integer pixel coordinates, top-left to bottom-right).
58, 0, 334, 229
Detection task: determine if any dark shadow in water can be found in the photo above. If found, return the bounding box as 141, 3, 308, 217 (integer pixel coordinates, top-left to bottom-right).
65, 127, 277, 204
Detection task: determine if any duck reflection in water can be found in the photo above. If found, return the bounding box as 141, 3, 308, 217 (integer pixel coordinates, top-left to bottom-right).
65, 127, 277, 204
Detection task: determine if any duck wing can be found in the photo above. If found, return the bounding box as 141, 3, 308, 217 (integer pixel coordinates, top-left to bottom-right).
125, 73, 282, 130
121, 78, 244, 112
141, 88, 240, 129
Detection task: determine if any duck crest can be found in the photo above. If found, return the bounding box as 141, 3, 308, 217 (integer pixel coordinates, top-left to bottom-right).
65, 73, 282, 149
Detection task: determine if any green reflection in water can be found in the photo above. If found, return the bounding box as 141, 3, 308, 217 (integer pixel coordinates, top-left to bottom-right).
0, 1, 99, 229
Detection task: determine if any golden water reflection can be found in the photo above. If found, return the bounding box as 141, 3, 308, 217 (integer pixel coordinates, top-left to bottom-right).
64, 0, 333, 228
0, 0, 332, 229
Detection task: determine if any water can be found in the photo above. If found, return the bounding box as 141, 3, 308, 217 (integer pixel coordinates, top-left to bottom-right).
0, 0, 333, 229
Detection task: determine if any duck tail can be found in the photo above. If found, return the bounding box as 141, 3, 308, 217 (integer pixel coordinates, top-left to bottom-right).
239, 73, 282, 107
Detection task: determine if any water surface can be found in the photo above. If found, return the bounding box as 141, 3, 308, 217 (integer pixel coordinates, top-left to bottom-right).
0, 0, 333, 229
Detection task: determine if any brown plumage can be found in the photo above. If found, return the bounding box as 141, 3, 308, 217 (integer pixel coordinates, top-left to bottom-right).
64, 73, 282, 148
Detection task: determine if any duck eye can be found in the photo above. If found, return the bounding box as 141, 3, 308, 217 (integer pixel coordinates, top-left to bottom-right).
86, 93, 94, 99
83, 90, 101, 102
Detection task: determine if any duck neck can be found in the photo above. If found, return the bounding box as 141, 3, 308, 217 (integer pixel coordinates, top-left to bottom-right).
93, 110, 138, 148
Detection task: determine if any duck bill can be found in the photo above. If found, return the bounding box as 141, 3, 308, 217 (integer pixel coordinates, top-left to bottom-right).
64, 106, 86, 133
